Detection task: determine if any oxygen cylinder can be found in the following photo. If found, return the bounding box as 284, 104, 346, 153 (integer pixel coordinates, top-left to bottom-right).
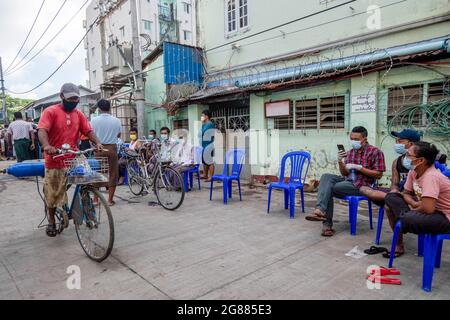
3, 160, 45, 178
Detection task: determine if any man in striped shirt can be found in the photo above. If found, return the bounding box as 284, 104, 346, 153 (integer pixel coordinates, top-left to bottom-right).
306, 126, 386, 237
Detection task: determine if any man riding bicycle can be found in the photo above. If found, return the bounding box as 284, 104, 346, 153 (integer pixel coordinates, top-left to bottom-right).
37, 83, 103, 237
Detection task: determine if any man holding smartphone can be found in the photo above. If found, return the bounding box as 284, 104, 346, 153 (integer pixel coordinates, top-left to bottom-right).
305, 126, 386, 237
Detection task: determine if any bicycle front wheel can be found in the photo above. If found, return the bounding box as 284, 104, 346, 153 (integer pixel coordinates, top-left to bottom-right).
154, 166, 185, 211
72, 186, 114, 262
127, 158, 144, 196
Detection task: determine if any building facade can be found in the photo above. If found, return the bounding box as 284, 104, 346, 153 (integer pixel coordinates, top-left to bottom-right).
84, 0, 197, 92
173, 0, 450, 182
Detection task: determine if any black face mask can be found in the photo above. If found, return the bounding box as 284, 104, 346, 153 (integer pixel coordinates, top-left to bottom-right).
62, 99, 79, 112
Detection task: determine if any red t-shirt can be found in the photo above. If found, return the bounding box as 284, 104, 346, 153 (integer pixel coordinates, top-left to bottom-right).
38, 104, 93, 169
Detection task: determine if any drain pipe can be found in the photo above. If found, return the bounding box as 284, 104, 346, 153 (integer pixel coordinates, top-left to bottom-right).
221, 36, 450, 88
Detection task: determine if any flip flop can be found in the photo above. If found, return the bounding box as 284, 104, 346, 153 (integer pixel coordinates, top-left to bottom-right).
321, 228, 335, 237
306, 210, 327, 222
382, 251, 405, 259
364, 246, 389, 255
367, 275, 401, 285
368, 266, 401, 276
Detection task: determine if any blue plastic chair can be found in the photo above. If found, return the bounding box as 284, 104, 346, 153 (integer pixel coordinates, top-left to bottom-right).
388, 220, 450, 292
209, 149, 245, 204
187, 146, 203, 190
335, 195, 375, 236
267, 151, 311, 219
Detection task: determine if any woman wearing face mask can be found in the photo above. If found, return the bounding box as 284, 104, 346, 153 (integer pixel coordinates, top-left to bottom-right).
128, 128, 142, 151
384, 142, 450, 258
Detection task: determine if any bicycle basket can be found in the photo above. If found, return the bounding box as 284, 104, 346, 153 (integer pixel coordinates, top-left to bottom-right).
63, 156, 109, 185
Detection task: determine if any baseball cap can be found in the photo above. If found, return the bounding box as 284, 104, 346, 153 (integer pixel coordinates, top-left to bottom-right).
60, 83, 80, 99
391, 129, 421, 142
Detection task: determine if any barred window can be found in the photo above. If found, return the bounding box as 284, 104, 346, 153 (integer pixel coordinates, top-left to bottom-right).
388, 84, 423, 127
173, 119, 189, 130
428, 81, 449, 103
319, 96, 345, 129
295, 99, 317, 130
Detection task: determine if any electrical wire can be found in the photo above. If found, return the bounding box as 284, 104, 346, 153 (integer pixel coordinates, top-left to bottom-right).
6, 0, 68, 74
6, 17, 100, 95
4, 0, 46, 72
6, 0, 90, 76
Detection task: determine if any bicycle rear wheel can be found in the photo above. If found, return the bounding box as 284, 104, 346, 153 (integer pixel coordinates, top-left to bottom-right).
154, 166, 185, 211
127, 158, 144, 196
72, 186, 114, 262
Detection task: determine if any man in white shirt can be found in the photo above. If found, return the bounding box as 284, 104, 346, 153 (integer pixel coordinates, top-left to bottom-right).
91, 99, 122, 206
8, 112, 35, 162
172, 130, 195, 172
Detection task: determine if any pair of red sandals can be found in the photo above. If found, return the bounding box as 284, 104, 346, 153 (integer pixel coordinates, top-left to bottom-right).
367, 266, 401, 285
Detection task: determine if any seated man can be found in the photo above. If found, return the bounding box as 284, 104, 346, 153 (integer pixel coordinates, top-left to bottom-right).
172, 131, 195, 174
385, 141, 450, 258
305, 126, 386, 237
159, 126, 176, 162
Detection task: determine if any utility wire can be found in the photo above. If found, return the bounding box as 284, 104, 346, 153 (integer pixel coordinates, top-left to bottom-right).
4, 0, 46, 72
6, 0, 90, 76
6, 17, 100, 95
7, 0, 68, 74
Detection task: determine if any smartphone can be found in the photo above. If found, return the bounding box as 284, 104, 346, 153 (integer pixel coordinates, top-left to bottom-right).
337, 144, 346, 153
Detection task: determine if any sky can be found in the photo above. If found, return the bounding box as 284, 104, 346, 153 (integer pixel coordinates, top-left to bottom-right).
0, 0, 91, 100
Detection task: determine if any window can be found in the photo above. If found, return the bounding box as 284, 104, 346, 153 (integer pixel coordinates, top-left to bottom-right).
239, 0, 248, 29
173, 119, 189, 130
91, 47, 95, 57
295, 99, 318, 130
143, 20, 152, 31
319, 96, 345, 129
226, 0, 237, 34
294, 96, 345, 130
182, 2, 191, 14
120, 26, 125, 38
183, 30, 191, 41
92, 70, 97, 80
428, 81, 449, 103
388, 84, 423, 127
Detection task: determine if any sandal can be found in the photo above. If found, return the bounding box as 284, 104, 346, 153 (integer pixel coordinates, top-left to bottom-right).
46, 224, 58, 237
382, 251, 405, 259
306, 209, 327, 222
364, 246, 389, 255
108, 201, 116, 206
321, 228, 335, 237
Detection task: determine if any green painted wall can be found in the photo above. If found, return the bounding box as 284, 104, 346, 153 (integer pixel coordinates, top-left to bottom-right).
197, 0, 450, 73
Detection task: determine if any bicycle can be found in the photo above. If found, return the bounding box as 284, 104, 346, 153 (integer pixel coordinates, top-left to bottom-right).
124, 139, 185, 211
38, 144, 115, 262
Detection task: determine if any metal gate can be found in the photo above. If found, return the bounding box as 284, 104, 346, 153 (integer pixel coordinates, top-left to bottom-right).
209, 100, 251, 179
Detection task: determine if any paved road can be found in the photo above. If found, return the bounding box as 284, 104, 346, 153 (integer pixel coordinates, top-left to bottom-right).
1, 164, 449, 299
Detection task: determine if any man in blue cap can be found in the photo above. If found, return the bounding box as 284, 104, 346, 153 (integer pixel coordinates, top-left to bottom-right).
360, 128, 421, 257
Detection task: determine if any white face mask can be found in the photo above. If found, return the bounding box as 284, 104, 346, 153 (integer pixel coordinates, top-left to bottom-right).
160, 134, 168, 141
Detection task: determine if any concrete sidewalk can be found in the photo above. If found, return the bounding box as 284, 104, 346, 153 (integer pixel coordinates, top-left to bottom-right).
1, 171, 449, 300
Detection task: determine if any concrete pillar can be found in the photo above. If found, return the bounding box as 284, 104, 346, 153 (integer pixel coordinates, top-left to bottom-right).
249, 94, 269, 177
350, 72, 379, 146
188, 104, 207, 147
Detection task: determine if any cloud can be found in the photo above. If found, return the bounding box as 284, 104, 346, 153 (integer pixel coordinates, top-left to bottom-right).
0, 0, 89, 100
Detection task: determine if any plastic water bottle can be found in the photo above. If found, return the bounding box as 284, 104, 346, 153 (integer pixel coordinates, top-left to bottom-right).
349, 169, 357, 182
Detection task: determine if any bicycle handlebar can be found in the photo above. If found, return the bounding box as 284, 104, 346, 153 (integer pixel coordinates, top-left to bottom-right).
53, 147, 108, 159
